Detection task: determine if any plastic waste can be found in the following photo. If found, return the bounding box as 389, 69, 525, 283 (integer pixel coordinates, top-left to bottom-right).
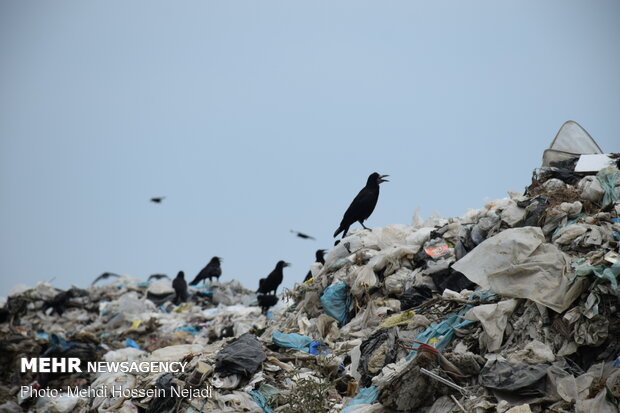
321, 282, 352, 326
215, 333, 266, 378
453, 227, 587, 312
341, 386, 379, 413
272, 331, 314, 352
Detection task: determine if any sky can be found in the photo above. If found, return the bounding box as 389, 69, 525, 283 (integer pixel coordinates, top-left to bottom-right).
1, 1, 619, 296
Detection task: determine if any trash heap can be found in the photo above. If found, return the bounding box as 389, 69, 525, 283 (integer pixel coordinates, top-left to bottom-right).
1, 143, 620, 412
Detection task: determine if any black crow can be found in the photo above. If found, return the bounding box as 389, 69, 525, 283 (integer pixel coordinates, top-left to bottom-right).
91, 272, 121, 286
333, 172, 389, 239
172, 271, 188, 304
148, 273, 170, 281
150, 196, 166, 203
304, 249, 327, 282
290, 230, 316, 240
190, 257, 222, 285
257, 260, 290, 295
257, 294, 279, 315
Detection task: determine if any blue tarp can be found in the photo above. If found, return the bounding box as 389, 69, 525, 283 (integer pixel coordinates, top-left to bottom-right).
321, 282, 352, 326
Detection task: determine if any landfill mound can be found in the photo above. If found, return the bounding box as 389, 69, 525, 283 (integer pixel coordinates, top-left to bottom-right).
1, 157, 620, 412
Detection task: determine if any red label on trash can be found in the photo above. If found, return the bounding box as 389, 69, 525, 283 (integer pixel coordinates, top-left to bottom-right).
424, 245, 450, 257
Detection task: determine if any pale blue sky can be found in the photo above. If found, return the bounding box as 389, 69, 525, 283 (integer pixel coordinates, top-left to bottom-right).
1, 1, 619, 296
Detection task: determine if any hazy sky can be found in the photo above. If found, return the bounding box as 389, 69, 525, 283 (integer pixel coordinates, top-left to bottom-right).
1, 1, 619, 296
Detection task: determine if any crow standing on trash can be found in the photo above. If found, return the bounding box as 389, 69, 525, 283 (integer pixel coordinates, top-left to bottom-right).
190, 257, 222, 285
304, 249, 327, 282
257, 294, 279, 314
172, 271, 188, 304
333, 172, 389, 239
257, 260, 290, 295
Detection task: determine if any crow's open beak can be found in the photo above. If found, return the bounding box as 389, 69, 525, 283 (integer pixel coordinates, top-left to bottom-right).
379, 174, 390, 183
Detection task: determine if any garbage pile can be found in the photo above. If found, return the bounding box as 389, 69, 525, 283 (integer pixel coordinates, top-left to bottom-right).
1, 128, 620, 413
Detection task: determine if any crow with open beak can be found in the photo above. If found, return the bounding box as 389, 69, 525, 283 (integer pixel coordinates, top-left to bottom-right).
333, 172, 389, 239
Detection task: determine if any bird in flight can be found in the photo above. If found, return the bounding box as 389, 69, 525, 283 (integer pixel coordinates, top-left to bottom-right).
150, 196, 166, 203
91, 272, 121, 286
290, 230, 316, 240
333, 172, 389, 239
148, 274, 170, 281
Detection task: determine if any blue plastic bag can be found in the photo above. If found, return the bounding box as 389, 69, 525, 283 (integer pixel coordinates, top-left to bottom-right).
272, 331, 313, 352
249, 389, 275, 413
124, 338, 141, 349
341, 386, 379, 413
321, 282, 352, 326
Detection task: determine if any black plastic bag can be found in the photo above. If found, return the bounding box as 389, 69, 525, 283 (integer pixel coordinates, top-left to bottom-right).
215, 333, 266, 377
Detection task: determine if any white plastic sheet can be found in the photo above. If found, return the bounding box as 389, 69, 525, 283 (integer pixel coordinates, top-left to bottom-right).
453, 227, 587, 312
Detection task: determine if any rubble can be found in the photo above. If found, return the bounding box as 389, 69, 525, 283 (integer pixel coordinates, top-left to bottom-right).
1, 122, 620, 412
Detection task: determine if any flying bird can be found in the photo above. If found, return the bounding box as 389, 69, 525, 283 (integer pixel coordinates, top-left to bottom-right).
333, 172, 389, 239
304, 249, 327, 282
150, 196, 166, 203
290, 230, 316, 240
190, 257, 222, 285
257, 260, 290, 295
91, 272, 121, 286
172, 271, 188, 304
148, 274, 170, 281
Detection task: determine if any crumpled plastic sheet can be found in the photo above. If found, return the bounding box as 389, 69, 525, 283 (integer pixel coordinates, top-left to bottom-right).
453, 227, 587, 312
479, 360, 549, 402
573, 260, 620, 292
407, 309, 474, 360
341, 386, 379, 413
596, 167, 620, 206
465, 299, 518, 352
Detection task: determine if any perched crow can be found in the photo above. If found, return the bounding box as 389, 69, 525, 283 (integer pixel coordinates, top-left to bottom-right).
190, 257, 222, 285
257, 294, 279, 315
150, 196, 166, 203
290, 230, 316, 240
333, 172, 389, 239
172, 271, 188, 304
304, 249, 327, 282
257, 260, 290, 295
91, 272, 121, 286
148, 273, 170, 281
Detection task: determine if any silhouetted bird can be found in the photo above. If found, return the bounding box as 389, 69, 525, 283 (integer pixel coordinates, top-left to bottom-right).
304, 249, 327, 282
172, 271, 188, 304
333, 172, 389, 239
257, 294, 279, 315
190, 257, 222, 285
150, 196, 166, 203
148, 273, 170, 281
257, 260, 290, 295
290, 230, 316, 240
91, 272, 121, 286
